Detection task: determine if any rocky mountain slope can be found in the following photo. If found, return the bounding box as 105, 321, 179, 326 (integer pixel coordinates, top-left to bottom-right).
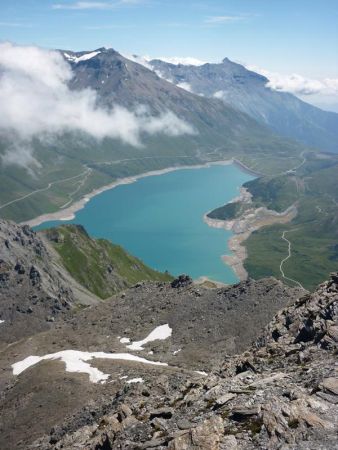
13, 273, 336, 450
0, 219, 97, 343
150, 57, 338, 153
1, 220, 337, 449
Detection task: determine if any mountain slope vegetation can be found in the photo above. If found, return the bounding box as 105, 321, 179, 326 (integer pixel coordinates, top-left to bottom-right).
43, 224, 172, 299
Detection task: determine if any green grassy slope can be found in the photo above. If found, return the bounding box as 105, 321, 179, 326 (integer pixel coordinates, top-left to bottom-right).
207, 201, 246, 221
208, 152, 338, 291
42, 224, 172, 299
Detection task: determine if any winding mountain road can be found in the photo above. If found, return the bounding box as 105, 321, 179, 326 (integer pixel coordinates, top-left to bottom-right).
279, 229, 305, 289
0, 147, 229, 213
0, 168, 91, 211
59, 168, 93, 209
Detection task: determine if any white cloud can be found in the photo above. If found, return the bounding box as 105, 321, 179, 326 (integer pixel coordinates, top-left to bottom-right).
126, 54, 206, 68
205, 15, 246, 24
53, 1, 115, 9
52, 0, 145, 10
1, 142, 42, 174
122, 53, 154, 70
84, 24, 134, 30
267, 74, 338, 96
246, 64, 338, 96
0, 42, 195, 170
0, 22, 32, 28
153, 56, 206, 66
205, 14, 255, 25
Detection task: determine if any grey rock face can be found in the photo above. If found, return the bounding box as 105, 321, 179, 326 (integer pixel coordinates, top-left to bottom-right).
0, 219, 98, 342
0, 219, 73, 341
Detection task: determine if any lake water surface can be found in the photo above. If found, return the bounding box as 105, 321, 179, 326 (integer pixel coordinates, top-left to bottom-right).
36, 164, 254, 283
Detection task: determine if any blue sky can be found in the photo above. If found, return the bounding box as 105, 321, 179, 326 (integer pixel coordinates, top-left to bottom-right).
0, 0, 337, 77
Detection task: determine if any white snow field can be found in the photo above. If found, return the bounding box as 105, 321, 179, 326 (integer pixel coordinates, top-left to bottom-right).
12, 350, 167, 383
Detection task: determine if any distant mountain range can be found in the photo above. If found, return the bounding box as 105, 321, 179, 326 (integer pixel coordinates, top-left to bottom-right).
150, 57, 338, 154
64, 48, 338, 155
63, 47, 304, 157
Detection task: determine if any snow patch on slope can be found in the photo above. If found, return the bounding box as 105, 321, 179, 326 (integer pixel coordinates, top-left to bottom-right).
125, 324, 172, 351
63, 51, 101, 63
177, 82, 193, 93
12, 350, 167, 383
127, 377, 144, 384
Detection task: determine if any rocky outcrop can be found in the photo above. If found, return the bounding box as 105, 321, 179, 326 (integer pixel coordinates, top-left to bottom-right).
170, 274, 193, 289
0, 219, 98, 343
27, 273, 337, 450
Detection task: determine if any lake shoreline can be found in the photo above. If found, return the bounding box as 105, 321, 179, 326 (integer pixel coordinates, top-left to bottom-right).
23, 159, 236, 227
204, 198, 298, 281
25, 157, 263, 285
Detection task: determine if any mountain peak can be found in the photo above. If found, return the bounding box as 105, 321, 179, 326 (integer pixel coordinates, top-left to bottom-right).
222, 57, 231, 63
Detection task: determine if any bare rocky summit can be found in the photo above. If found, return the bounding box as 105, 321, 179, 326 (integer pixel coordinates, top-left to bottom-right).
30, 273, 337, 450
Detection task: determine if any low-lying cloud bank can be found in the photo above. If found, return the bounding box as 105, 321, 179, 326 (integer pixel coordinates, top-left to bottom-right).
246, 64, 338, 97
266, 73, 338, 96
0, 42, 194, 170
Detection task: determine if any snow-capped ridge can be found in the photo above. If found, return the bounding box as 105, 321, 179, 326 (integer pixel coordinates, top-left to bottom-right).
152, 56, 207, 66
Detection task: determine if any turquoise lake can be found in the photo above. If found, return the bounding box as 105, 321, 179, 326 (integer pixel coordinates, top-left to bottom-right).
35, 164, 254, 283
